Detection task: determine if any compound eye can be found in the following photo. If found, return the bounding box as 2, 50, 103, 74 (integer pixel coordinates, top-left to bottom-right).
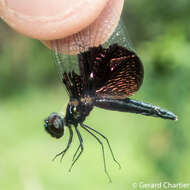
44, 112, 64, 139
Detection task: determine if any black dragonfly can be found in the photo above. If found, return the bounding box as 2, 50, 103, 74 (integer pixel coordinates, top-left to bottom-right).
44, 24, 177, 182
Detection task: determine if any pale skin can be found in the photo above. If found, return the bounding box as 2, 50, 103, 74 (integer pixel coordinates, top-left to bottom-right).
0, 0, 124, 53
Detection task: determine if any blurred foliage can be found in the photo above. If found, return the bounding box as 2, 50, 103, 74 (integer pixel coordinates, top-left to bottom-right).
0, 0, 190, 189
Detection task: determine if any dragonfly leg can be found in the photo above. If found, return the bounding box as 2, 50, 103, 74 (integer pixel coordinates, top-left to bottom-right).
80, 123, 112, 183
82, 123, 121, 169
69, 127, 84, 172
52, 126, 73, 162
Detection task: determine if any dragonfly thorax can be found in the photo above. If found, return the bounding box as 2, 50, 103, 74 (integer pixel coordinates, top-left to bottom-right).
65, 96, 94, 126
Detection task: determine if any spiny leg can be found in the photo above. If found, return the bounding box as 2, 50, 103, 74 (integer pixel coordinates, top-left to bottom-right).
82, 123, 121, 169
80, 123, 112, 183
52, 127, 73, 162
69, 127, 84, 172
72, 145, 81, 161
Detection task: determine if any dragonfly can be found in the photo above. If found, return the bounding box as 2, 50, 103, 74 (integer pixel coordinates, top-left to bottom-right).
44, 21, 177, 182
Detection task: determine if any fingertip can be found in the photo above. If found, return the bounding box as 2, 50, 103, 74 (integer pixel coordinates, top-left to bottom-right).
43, 0, 124, 54
0, 0, 109, 40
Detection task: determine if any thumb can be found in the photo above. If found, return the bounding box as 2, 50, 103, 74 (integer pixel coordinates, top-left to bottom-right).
0, 0, 109, 40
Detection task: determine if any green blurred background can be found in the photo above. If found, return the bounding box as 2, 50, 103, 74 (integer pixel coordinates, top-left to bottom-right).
0, 0, 190, 189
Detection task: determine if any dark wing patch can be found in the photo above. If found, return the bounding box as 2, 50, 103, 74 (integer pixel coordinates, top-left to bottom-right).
52, 40, 143, 99
95, 44, 144, 99
63, 72, 83, 98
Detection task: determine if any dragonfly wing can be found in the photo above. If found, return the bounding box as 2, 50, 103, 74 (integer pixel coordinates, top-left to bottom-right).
51, 40, 82, 98
95, 44, 144, 99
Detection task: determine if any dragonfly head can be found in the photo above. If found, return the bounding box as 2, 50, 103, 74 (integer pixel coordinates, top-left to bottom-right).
44, 112, 64, 139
